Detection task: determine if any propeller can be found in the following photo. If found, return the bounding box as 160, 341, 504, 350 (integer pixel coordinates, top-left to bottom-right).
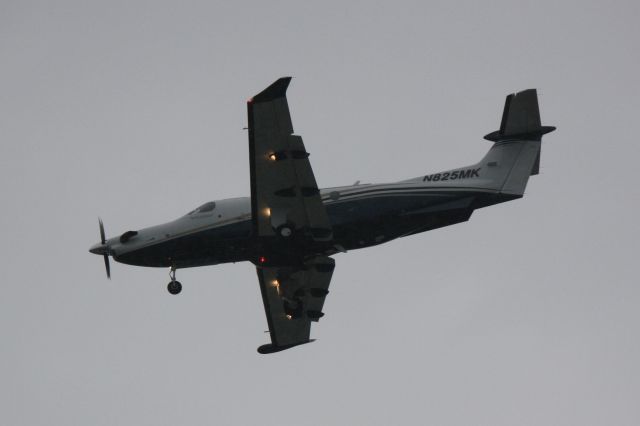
98, 218, 111, 279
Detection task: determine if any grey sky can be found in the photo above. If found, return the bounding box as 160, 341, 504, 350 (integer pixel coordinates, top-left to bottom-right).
1, 1, 639, 425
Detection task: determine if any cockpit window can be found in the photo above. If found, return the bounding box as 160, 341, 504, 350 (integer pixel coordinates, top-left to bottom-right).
188, 201, 216, 215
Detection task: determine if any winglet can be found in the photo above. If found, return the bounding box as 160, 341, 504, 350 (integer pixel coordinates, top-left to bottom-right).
250, 77, 292, 103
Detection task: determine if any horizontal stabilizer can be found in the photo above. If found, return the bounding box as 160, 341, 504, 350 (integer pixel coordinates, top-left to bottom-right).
484, 89, 555, 142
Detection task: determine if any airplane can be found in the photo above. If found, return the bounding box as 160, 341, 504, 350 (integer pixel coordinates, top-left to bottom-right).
89, 77, 555, 354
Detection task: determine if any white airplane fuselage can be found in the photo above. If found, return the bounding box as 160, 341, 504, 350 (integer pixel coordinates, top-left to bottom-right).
90, 176, 516, 270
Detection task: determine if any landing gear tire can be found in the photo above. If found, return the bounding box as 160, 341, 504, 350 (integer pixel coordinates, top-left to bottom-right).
167, 280, 182, 295
277, 225, 293, 238
167, 266, 181, 295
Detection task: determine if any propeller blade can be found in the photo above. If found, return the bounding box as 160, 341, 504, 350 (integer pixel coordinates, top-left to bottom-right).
103, 254, 111, 279
98, 218, 110, 278
99, 217, 106, 244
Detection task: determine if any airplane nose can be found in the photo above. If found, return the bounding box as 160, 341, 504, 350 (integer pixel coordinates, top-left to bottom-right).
89, 242, 109, 255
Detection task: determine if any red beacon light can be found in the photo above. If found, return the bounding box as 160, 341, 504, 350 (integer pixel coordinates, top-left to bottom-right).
259, 256, 267, 264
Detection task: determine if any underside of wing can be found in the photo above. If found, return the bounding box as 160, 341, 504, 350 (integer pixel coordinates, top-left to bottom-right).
256, 256, 335, 353
247, 78, 337, 353
247, 77, 333, 243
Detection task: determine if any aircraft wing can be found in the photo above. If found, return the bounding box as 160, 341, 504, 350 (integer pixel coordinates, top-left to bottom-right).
256, 256, 335, 353
246, 77, 332, 241
247, 77, 336, 352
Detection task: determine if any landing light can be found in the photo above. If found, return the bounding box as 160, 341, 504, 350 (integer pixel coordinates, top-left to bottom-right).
268, 153, 277, 161
286, 314, 292, 320
265, 207, 271, 217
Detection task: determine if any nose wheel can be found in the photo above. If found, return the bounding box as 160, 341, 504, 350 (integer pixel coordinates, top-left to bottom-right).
167, 266, 182, 295
168, 280, 182, 295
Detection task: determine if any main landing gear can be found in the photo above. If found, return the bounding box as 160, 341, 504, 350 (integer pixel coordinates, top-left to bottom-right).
167, 266, 182, 295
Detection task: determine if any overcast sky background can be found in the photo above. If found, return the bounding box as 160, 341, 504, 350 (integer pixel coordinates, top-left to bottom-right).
1, 1, 639, 425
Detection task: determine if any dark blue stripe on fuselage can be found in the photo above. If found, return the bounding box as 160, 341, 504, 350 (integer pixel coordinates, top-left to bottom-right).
116, 188, 509, 268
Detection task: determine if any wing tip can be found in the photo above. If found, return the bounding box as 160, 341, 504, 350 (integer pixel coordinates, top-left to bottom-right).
257, 339, 315, 354
251, 77, 292, 103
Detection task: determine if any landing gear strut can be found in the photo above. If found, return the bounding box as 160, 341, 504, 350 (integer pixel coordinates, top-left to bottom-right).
167, 266, 182, 295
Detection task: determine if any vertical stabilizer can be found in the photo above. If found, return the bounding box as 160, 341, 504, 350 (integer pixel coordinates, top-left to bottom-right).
484, 89, 555, 142
481, 89, 555, 195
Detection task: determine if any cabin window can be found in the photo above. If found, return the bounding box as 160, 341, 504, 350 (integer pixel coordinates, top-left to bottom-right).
188, 202, 216, 215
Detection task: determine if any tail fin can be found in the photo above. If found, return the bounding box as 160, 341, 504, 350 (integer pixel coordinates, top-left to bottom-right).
478, 89, 555, 195
403, 89, 555, 196
484, 89, 556, 143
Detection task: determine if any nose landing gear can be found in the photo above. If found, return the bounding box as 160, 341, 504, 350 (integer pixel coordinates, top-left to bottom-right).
167, 266, 182, 295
